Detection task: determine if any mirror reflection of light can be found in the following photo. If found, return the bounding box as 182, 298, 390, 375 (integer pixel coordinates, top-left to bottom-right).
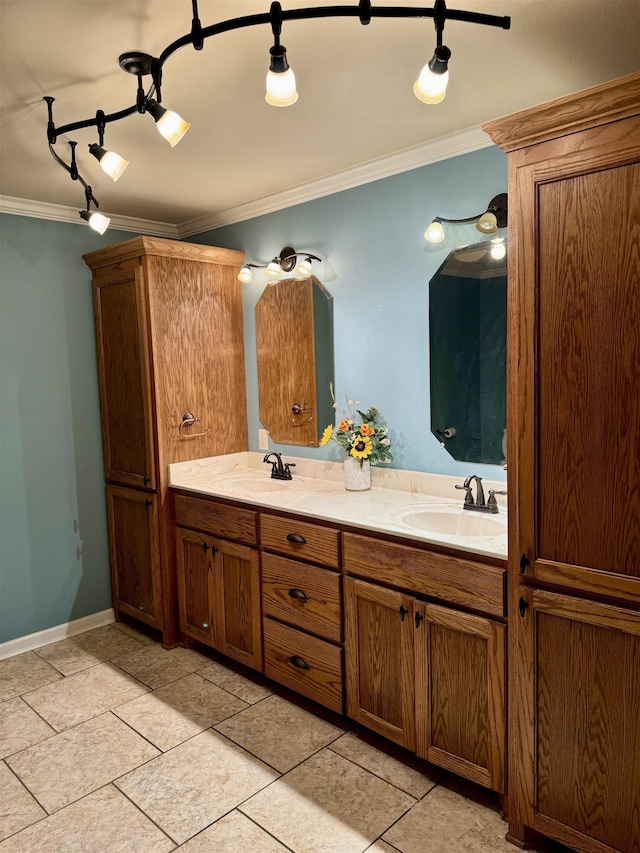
490, 242, 507, 260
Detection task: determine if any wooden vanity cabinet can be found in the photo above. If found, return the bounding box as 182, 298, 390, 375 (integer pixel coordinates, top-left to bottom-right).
84, 237, 248, 646
484, 72, 640, 851
260, 513, 344, 713
343, 533, 507, 792
174, 493, 262, 671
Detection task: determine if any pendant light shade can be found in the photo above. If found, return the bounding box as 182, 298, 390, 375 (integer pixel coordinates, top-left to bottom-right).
266, 261, 283, 278
413, 46, 451, 104
476, 211, 498, 233
88, 143, 129, 182
146, 100, 191, 147
424, 220, 445, 243
80, 209, 110, 235
237, 266, 253, 284
265, 45, 298, 107
295, 257, 313, 277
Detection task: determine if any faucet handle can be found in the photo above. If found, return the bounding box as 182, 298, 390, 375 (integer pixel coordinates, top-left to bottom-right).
487, 489, 507, 510
455, 483, 474, 504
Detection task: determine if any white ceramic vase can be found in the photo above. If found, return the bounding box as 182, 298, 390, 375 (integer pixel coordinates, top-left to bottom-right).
343, 456, 371, 491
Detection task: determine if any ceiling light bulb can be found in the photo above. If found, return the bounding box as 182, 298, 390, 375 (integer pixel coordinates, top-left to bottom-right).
424, 220, 445, 243
147, 100, 190, 147
265, 45, 298, 107
295, 258, 313, 277
476, 211, 498, 233
88, 143, 129, 182
237, 266, 253, 284
80, 209, 110, 235
490, 242, 507, 260
266, 261, 282, 278
413, 45, 451, 105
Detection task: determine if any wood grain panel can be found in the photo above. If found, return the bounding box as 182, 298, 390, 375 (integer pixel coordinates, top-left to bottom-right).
175, 527, 214, 644
344, 577, 415, 750
256, 278, 318, 446
174, 493, 257, 544
93, 272, 156, 489
262, 553, 341, 642
106, 485, 161, 628
84, 236, 245, 270
147, 255, 248, 470
483, 72, 640, 152
534, 591, 640, 852
214, 539, 262, 671
260, 514, 340, 568
343, 533, 505, 619
263, 617, 343, 713
536, 164, 640, 577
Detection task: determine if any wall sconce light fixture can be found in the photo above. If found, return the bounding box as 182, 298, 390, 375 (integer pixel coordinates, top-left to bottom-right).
43, 1, 510, 235
238, 246, 322, 284
424, 193, 508, 244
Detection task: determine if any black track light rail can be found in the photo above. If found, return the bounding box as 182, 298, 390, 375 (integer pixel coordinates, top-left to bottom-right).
44, 0, 510, 221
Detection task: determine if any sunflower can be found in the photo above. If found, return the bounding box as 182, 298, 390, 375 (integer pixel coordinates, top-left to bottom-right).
319, 424, 333, 446
350, 435, 373, 459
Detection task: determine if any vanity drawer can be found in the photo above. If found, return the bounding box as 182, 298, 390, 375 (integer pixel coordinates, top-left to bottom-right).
342, 533, 506, 619
263, 617, 343, 714
173, 493, 257, 545
262, 553, 342, 643
260, 514, 340, 568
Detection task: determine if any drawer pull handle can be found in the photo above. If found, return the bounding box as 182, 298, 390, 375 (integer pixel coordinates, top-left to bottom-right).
399, 605, 409, 622
519, 596, 529, 618
289, 655, 310, 670
288, 588, 309, 601
286, 533, 307, 544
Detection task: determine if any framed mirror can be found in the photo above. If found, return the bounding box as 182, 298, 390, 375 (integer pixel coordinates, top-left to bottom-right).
256, 276, 334, 446
429, 241, 507, 464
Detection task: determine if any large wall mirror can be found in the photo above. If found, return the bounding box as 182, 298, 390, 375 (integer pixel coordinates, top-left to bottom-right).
429, 241, 507, 465
256, 276, 334, 446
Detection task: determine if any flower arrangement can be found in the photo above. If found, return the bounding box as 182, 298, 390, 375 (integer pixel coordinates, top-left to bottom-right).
320, 399, 392, 467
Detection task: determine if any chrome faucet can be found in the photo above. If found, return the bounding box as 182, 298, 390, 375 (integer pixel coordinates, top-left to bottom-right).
455, 475, 506, 513
263, 452, 295, 481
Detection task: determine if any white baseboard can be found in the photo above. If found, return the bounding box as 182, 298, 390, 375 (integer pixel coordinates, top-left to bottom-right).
0, 608, 116, 661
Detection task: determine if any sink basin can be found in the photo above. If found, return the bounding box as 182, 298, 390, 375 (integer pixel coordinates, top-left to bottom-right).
220, 474, 289, 493
394, 507, 506, 538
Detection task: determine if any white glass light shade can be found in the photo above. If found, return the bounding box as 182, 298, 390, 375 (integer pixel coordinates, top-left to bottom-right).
88, 211, 110, 235
413, 65, 449, 104
237, 266, 253, 284
100, 150, 130, 182
265, 261, 282, 278
155, 109, 191, 147
476, 211, 498, 233
490, 242, 507, 260
424, 220, 445, 243
265, 68, 299, 107
295, 258, 313, 277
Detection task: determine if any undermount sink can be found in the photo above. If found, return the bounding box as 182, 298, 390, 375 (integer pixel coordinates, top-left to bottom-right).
220, 474, 289, 493
394, 506, 507, 538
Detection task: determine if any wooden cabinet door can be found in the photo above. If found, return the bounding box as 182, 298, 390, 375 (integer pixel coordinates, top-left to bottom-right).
344, 577, 415, 750
212, 538, 262, 671
93, 268, 156, 490
106, 485, 161, 628
517, 588, 640, 853
175, 527, 215, 645
415, 602, 506, 793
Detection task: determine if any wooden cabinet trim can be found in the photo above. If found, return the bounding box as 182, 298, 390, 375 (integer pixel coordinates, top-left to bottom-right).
343, 532, 506, 619
174, 493, 257, 545
84, 236, 245, 270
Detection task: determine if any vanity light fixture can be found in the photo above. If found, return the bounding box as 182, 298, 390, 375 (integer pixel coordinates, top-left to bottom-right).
238, 246, 322, 284
424, 193, 508, 243
43, 0, 510, 234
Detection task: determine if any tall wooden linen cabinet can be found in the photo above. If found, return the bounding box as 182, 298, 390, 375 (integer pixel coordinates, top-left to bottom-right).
484, 73, 640, 853
84, 237, 248, 647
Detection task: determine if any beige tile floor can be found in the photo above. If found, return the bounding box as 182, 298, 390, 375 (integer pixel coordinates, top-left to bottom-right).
0, 622, 546, 852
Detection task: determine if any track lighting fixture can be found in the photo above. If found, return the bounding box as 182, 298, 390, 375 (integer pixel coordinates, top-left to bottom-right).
424, 193, 508, 244
43, 0, 510, 234
79, 187, 110, 235
238, 246, 322, 284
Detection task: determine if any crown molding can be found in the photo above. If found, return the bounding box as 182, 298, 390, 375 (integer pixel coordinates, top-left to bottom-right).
0, 195, 178, 237
1, 125, 492, 239
178, 125, 492, 237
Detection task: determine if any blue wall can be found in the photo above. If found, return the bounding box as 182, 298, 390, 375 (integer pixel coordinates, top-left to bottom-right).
0, 215, 138, 643
0, 143, 506, 643
194, 144, 508, 478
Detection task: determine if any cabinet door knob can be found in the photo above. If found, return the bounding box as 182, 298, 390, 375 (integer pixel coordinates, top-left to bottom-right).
518, 596, 529, 618
288, 588, 309, 601
519, 553, 530, 574
399, 605, 409, 621
415, 611, 424, 628
286, 533, 306, 544
289, 655, 310, 670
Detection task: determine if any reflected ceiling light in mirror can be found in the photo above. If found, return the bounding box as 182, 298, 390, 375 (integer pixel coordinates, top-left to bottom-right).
238, 246, 323, 284
490, 238, 507, 260
424, 193, 508, 244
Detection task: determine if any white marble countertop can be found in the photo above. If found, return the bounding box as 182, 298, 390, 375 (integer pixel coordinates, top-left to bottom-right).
168, 452, 508, 561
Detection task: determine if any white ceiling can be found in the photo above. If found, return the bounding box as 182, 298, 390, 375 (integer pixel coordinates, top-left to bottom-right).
1, 0, 638, 230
